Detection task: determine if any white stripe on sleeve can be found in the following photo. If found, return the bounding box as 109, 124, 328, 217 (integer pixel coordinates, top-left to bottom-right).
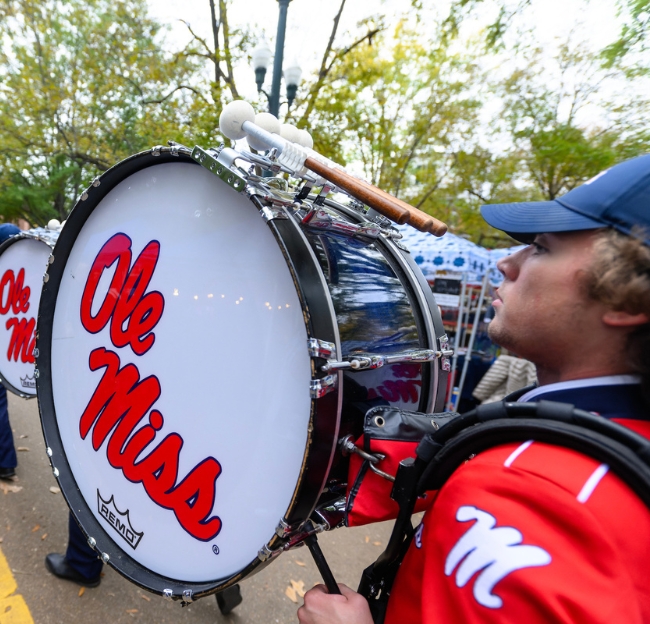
504, 440, 534, 468
577, 464, 609, 503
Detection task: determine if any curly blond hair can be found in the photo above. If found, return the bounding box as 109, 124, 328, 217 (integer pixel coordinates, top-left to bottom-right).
584, 227, 650, 404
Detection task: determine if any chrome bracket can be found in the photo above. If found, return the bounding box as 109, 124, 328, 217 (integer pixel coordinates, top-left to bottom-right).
308, 338, 337, 360
313, 183, 336, 206
311, 498, 346, 531
260, 205, 288, 222
310, 374, 337, 399
258, 543, 283, 563
321, 347, 455, 373
438, 334, 452, 372
181, 589, 194, 606
339, 435, 395, 482
191, 146, 246, 193
301, 207, 380, 241
275, 518, 293, 539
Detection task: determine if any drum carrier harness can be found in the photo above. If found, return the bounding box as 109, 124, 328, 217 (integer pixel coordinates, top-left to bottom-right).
357, 399, 650, 624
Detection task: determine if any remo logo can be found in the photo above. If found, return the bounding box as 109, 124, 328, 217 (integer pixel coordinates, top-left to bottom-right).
79, 233, 223, 542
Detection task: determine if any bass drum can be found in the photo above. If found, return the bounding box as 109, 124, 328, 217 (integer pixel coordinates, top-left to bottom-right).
0, 229, 58, 398
36, 146, 448, 601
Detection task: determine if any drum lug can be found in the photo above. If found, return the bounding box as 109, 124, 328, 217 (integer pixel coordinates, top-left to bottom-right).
260, 205, 288, 222
309, 374, 337, 399
181, 589, 194, 606
275, 518, 292, 539
258, 544, 283, 563
438, 334, 452, 372
163, 589, 174, 601
301, 207, 381, 242
307, 338, 337, 360
311, 497, 346, 531
191, 146, 246, 193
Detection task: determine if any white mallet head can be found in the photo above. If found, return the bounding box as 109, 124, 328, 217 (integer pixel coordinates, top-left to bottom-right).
280, 123, 302, 145
297, 129, 314, 150
47, 218, 61, 230
219, 100, 255, 140
248, 112, 282, 151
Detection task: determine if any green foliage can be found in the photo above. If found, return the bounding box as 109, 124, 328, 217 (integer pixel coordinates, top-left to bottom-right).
602, 0, 650, 71
497, 42, 650, 199
0, 0, 205, 224
294, 22, 481, 211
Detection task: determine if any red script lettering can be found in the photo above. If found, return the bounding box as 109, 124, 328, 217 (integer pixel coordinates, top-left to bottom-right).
80, 233, 164, 356
80, 347, 222, 541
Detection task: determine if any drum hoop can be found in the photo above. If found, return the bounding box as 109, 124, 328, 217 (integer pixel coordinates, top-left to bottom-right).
0, 233, 53, 398
36, 147, 342, 600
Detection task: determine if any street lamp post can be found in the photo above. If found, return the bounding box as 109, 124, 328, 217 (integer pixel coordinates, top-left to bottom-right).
269, 0, 290, 117
251, 0, 302, 117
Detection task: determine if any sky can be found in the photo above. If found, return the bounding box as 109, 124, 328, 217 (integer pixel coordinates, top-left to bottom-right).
145, 0, 624, 102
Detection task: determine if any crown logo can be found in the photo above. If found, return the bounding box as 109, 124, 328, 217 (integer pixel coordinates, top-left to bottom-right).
20, 374, 35, 388
97, 490, 144, 549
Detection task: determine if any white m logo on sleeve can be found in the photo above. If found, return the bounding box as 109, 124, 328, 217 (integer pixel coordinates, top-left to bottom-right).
445, 506, 551, 609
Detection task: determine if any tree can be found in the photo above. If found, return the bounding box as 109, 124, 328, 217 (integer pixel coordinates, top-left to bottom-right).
292, 20, 481, 211
0, 0, 204, 224
497, 41, 650, 199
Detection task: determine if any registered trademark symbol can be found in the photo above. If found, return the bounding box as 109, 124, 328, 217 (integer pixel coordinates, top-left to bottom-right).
212, 545, 220, 555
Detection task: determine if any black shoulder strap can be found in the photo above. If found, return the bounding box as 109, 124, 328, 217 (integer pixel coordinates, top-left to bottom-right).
358, 400, 650, 623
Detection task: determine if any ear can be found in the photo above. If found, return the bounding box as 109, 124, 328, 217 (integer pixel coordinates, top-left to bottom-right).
602, 310, 650, 327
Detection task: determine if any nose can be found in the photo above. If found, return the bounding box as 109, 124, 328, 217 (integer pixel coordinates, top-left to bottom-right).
496, 248, 524, 281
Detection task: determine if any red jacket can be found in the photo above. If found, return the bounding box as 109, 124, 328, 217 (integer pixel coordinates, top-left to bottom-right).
385, 379, 650, 624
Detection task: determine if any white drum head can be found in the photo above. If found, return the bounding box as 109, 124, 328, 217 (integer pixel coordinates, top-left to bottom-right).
0, 237, 51, 397
50, 162, 312, 582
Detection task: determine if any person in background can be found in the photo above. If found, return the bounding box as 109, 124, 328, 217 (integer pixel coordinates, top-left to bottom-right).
0, 224, 22, 480
472, 353, 537, 404
45, 515, 102, 587
298, 155, 650, 623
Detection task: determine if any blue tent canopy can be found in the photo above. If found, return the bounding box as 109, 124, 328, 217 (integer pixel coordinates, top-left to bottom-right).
397, 227, 525, 285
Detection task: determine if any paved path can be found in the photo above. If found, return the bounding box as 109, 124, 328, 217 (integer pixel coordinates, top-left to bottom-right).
0, 394, 393, 623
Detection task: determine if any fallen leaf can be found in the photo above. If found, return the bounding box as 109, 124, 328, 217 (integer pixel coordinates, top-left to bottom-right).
41, 534, 47, 540
31, 525, 40, 532
19, 435, 28, 439
285, 586, 298, 603
140, 594, 151, 602
16, 447, 29, 452
365, 536, 370, 543
78, 587, 85, 597
295, 560, 306, 567
373, 541, 381, 546
0, 483, 22, 494
49, 486, 61, 494
291, 580, 306, 598
126, 609, 138, 613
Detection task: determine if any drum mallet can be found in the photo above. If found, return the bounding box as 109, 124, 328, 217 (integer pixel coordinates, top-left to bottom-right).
305, 534, 342, 595
219, 101, 447, 236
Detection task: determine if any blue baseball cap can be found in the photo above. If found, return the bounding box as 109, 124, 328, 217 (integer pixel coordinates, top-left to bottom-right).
0, 224, 20, 245
481, 154, 650, 245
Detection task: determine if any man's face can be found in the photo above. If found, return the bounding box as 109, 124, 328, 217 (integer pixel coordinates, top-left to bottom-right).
488, 230, 608, 370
